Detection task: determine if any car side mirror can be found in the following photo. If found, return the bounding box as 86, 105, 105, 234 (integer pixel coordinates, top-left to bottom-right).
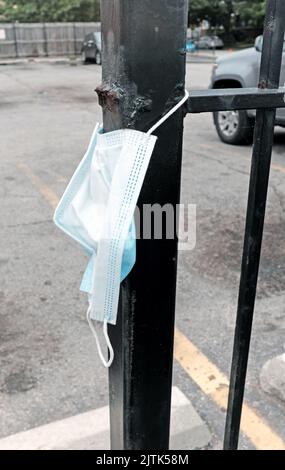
254, 36, 262, 52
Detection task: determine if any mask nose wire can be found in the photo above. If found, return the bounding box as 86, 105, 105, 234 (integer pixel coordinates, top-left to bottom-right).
87, 306, 114, 368
146, 90, 189, 136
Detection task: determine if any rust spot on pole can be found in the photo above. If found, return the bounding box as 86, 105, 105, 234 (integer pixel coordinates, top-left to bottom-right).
95, 84, 153, 127
258, 80, 267, 89
95, 84, 124, 112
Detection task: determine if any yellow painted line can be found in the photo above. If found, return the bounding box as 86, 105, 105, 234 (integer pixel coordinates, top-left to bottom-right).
174, 328, 285, 450
17, 163, 59, 209
18, 163, 285, 450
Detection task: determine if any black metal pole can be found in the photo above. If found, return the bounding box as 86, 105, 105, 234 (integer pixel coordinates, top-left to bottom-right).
224, 0, 285, 450
97, 0, 188, 450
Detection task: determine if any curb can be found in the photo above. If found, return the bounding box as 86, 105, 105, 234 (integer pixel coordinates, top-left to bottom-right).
186, 52, 217, 64
260, 354, 285, 403
0, 387, 211, 450
0, 57, 81, 66
0, 54, 218, 67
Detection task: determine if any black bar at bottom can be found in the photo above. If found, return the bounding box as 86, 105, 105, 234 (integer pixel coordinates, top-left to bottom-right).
224, 0, 285, 450
223, 107, 276, 449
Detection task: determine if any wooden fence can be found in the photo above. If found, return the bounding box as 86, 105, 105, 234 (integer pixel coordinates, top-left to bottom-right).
0, 22, 101, 58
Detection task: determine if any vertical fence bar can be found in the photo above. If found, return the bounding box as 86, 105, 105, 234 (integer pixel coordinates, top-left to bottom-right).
73, 23, 77, 56
98, 0, 188, 450
13, 22, 18, 58
224, 0, 285, 450
43, 23, 48, 57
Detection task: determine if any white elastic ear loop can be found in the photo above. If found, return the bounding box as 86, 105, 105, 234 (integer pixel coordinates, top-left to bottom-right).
147, 90, 189, 136
87, 306, 114, 368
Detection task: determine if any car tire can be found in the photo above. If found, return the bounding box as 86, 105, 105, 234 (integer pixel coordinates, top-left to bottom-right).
81, 51, 88, 64
95, 51, 102, 65
213, 110, 254, 145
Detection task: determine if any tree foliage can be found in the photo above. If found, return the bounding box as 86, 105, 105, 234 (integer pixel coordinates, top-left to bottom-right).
0, 0, 267, 27
0, 0, 100, 22
188, 0, 266, 30
235, 0, 266, 27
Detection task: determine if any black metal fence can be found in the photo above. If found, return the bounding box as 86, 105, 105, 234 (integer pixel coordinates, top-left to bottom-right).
97, 0, 285, 450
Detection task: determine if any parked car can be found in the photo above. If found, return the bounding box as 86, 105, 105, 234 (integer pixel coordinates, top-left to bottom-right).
196, 35, 224, 50
186, 39, 196, 53
211, 35, 285, 145
81, 32, 102, 64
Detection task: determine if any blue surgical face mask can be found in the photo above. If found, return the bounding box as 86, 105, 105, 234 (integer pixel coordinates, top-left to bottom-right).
54, 91, 189, 367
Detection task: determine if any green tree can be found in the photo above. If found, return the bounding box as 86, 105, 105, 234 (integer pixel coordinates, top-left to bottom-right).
235, 1, 266, 28
189, 0, 232, 28
0, 0, 100, 22
0, 0, 267, 27
188, 0, 266, 32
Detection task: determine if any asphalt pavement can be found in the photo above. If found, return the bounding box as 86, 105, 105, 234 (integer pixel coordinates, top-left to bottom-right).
0, 61, 284, 449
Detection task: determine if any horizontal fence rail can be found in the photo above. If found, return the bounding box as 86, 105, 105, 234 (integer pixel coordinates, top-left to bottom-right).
187, 87, 285, 113
0, 22, 101, 58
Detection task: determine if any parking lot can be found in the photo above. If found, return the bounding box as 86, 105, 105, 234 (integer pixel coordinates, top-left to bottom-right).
0, 61, 284, 449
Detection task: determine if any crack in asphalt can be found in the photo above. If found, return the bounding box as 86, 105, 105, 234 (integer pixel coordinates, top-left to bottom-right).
0, 69, 36, 92
4, 219, 52, 229
270, 182, 285, 219
185, 146, 249, 177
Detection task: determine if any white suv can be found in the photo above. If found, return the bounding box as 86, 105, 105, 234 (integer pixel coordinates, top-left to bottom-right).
211, 36, 285, 144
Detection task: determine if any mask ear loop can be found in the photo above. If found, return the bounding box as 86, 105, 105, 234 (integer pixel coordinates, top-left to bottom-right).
147, 90, 189, 136
87, 306, 114, 368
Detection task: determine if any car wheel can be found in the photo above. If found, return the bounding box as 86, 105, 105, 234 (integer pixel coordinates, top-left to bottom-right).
213, 110, 254, 145
95, 51, 102, 65
81, 51, 88, 64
